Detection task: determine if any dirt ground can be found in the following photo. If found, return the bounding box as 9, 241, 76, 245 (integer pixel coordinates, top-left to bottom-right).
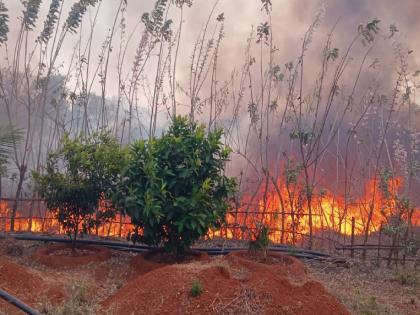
102, 251, 348, 315
0, 236, 418, 315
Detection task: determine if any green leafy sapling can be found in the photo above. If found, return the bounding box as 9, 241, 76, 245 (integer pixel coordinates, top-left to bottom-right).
115, 116, 236, 255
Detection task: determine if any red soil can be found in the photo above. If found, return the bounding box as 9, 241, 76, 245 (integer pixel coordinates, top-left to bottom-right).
130, 253, 167, 277
32, 244, 111, 269
0, 258, 65, 314
129, 249, 209, 281
142, 248, 210, 264
102, 251, 349, 315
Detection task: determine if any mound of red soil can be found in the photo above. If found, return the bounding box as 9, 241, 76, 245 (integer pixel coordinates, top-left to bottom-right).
229, 251, 309, 285
32, 244, 111, 269
130, 249, 209, 278
0, 258, 65, 314
130, 254, 166, 277
102, 251, 349, 315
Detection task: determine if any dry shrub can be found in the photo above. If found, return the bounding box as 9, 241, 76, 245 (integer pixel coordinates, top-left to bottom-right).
39, 282, 98, 315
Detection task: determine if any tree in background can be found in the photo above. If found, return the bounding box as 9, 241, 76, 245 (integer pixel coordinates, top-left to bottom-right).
115, 117, 236, 254
34, 132, 125, 244
0, 125, 21, 197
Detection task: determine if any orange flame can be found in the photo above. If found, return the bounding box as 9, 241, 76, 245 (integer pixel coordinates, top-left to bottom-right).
215, 177, 420, 243
0, 198, 133, 238
1, 176, 418, 243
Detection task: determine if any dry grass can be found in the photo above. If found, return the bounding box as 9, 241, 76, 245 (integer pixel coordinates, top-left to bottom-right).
305, 260, 420, 315
210, 286, 267, 315
39, 282, 99, 315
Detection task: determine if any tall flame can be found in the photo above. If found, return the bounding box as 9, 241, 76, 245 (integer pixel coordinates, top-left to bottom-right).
1, 176, 418, 243
216, 176, 420, 243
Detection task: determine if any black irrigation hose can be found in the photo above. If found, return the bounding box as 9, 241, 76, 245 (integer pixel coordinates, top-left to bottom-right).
109, 245, 343, 261
0, 288, 40, 315
11, 234, 151, 250
11, 233, 342, 261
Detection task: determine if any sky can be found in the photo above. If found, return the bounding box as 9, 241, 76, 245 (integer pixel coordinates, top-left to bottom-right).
4, 0, 419, 98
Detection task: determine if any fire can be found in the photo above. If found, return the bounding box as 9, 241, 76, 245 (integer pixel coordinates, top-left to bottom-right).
1, 176, 418, 244
0, 199, 133, 238
218, 176, 420, 244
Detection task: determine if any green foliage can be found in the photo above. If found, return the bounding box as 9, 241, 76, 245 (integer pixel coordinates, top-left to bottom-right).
271, 65, 284, 82
289, 130, 316, 145
38, 0, 62, 44
0, 126, 22, 180
22, 0, 42, 31
261, 0, 272, 13
173, 0, 193, 8
248, 102, 259, 124
256, 21, 270, 44
326, 48, 339, 61
115, 117, 236, 254
378, 168, 393, 199
34, 132, 124, 241
389, 24, 398, 38
358, 18, 380, 45
142, 0, 173, 42
190, 280, 203, 297
249, 223, 270, 259
65, 0, 100, 34
0, 1, 9, 45
383, 215, 408, 239
284, 159, 302, 186
0, 126, 21, 162
0, 125, 20, 179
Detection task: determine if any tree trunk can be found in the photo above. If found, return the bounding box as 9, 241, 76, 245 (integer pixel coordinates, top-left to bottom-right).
10, 165, 26, 232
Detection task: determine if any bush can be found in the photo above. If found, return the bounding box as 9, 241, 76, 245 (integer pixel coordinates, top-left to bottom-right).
249, 223, 270, 260
34, 132, 125, 243
115, 117, 236, 254
190, 280, 203, 297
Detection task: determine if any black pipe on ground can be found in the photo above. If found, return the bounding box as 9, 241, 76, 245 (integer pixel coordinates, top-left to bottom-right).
11, 233, 150, 250
10, 233, 343, 261
0, 288, 40, 315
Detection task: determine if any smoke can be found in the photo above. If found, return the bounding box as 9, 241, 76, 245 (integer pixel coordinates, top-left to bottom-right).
1, 0, 419, 201
4, 1, 419, 97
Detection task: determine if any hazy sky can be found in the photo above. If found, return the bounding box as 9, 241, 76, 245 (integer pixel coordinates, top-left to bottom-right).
3, 0, 420, 99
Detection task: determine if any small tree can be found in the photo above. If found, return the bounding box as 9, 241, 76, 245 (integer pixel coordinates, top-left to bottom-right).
249, 223, 270, 260
115, 116, 236, 254
34, 132, 125, 244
